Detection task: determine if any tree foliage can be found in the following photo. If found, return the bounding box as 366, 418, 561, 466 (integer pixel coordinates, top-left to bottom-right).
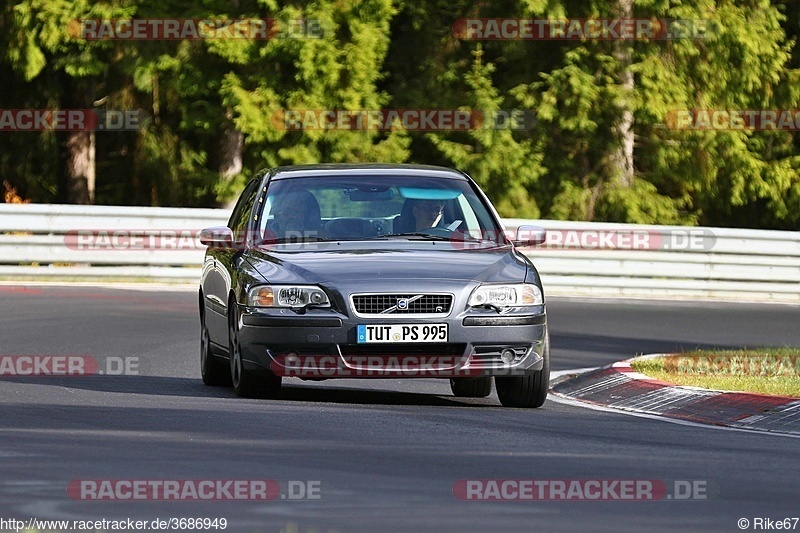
1, 0, 798, 229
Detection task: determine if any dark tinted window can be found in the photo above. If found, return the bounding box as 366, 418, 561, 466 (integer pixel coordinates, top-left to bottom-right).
227, 178, 261, 243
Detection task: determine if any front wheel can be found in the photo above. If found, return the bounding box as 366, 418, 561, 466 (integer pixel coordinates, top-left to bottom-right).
228, 301, 281, 398
495, 332, 550, 408
200, 310, 230, 386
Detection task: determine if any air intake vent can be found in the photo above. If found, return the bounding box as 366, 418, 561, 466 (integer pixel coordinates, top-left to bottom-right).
351, 294, 453, 315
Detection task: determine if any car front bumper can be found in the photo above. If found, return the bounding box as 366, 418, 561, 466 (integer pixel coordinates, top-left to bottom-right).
236, 305, 547, 378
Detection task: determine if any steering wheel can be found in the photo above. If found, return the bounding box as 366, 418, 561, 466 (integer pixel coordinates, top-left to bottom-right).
419, 226, 454, 238
419, 220, 462, 238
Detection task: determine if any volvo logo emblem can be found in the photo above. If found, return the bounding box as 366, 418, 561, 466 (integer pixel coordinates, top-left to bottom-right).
397, 298, 409, 310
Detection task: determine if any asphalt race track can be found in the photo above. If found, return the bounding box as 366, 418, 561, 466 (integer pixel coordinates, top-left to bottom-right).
1, 284, 799, 532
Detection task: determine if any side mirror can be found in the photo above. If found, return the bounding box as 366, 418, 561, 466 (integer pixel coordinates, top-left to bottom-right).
199, 226, 234, 248
514, 225, 546, 247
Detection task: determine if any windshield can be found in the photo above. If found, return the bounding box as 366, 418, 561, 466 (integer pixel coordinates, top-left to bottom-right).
257, 175, 507, 245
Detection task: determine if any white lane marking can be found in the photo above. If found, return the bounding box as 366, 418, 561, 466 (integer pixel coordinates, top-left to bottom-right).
0, 450, 38, 458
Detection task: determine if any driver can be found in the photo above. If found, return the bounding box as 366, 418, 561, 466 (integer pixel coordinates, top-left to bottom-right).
265, 190, 321, 240
412, 199, 445, 231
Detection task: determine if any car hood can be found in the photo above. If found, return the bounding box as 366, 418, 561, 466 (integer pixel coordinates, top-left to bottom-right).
247, 243, 530, 286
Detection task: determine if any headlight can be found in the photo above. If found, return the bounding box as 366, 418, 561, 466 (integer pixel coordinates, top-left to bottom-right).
468, 283, 543, 307
247, 285, 331, 308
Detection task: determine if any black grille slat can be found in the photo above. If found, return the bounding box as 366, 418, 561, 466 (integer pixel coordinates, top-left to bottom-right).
340, 344, 466, 357
352, 294, 452, 315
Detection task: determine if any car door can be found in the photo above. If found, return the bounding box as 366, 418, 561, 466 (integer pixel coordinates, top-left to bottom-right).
203, 176, 262, 347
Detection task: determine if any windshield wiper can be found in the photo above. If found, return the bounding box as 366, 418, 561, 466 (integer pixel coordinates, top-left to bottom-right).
378, 232, 452, 241
264, 236, 331, 244
359, 233, 503, 244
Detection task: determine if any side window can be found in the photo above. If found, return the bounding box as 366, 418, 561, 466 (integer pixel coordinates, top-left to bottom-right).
227, 178, 261, 244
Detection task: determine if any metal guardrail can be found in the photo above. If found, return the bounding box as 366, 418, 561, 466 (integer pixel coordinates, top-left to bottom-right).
504, 218, 800, 301
1, 204, 798, 301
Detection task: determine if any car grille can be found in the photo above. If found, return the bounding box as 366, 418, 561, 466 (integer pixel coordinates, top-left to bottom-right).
351, 294, 453, 315
340, 344, 466, 358
339, 344, 467, 369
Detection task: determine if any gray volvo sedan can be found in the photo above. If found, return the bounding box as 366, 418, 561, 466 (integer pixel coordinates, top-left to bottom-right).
199, 164, 549, 407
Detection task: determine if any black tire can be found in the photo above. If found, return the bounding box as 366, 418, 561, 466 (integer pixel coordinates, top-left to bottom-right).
450, 377, 492, 398
495, 332, 550, 408
200, 308, 231, 386
228, 299, 281, 398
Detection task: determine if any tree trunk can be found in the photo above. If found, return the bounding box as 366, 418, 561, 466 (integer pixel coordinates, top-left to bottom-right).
219, 107, 244, 208
611, 0, 635, 188
57, 76, 95, 204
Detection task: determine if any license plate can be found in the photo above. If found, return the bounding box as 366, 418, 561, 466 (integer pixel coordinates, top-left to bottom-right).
357, 324, 448, 343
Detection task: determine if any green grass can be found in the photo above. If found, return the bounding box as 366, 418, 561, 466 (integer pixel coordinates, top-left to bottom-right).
630, 348, 800, 397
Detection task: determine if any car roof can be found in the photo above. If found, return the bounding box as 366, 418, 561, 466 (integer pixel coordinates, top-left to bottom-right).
268, 163, 469, 181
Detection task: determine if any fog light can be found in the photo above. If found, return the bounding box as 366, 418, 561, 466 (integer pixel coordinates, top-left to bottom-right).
500, 349, 516, 364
